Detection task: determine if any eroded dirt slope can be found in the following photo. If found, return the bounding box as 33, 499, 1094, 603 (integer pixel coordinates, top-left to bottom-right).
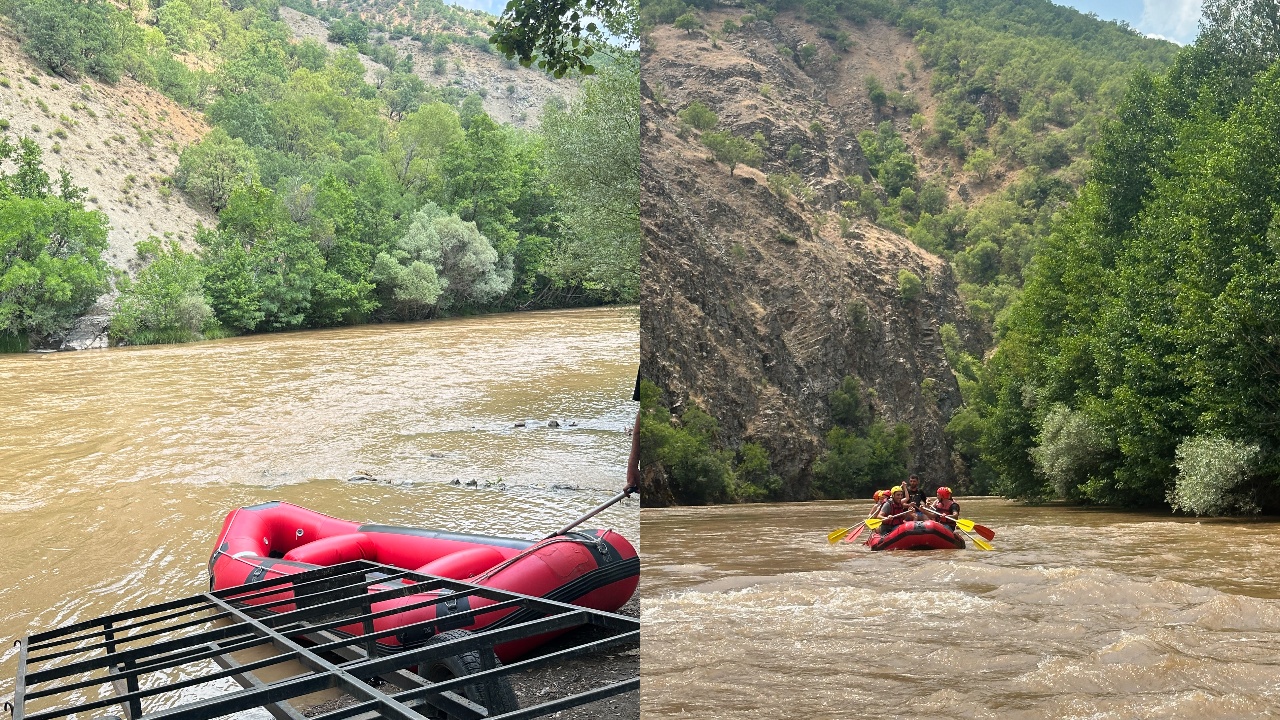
0, 27, 216, 272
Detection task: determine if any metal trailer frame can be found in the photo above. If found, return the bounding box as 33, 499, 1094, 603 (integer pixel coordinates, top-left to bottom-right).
7, 560, 639, 720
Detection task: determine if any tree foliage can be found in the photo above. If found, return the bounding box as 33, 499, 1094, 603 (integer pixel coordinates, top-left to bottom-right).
961, 5, 1280, 511
175, 129, 260, 212
0, 137, 109, 341
541, 59, 641, 301
113, 238, 213, 345
489, 0, 637, 78
7, 0, 128, 81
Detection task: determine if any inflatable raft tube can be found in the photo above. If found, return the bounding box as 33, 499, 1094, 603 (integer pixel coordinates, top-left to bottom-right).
208, 501, 639, 661
866, 519, 966, 551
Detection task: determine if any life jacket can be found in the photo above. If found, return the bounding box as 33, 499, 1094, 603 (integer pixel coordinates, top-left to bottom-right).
880, 499, 908, 529
933, 499, 959, 526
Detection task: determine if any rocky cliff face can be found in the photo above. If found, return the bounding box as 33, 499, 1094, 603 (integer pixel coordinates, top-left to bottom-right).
640, 15, 983, 504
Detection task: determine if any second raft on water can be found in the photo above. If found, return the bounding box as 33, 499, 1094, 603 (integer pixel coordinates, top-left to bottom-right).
867, 519, 966, 551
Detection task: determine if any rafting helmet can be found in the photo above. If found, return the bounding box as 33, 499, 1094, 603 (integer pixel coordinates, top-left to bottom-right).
891, 485, 903, 495
937, 486, 952, 499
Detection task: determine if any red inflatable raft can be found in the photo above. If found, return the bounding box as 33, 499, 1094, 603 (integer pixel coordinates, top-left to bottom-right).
208, 501, 638, 661
867, 519, 966, 551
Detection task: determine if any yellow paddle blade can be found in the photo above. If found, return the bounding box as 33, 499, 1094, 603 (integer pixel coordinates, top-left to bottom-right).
955, 518, 975, 532
863, 517, 883, 530
827, 527, 851, 543
973, 536, 994, 551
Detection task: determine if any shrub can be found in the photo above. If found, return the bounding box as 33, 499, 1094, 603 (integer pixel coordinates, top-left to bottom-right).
768, 173, 812, 202
867, 75, 887, 111
813, 421, 913, 499
777, 230, 797, 244
1029, 404, 1111, 497
112, 238, 212, 345
678, 101, 717, 131
701, 131, 762, 173
637, 380, 734, 505
1168, 435, 1260, 516
897, 269, 922, 301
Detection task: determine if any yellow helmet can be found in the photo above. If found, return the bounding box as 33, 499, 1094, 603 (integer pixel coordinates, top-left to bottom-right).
891, 485, 903, 494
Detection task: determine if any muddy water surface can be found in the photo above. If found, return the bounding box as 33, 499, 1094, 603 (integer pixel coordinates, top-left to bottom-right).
0, 307, 638, 704
641, 500, 1280, 719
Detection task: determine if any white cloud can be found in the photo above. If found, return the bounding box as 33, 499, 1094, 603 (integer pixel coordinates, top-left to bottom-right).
1140, 0, 1202, 45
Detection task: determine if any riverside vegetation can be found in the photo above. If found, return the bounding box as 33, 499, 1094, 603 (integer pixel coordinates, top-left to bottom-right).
951, 0, 1280, 515
0, 0, 638, 348
641, 0, 1280, 514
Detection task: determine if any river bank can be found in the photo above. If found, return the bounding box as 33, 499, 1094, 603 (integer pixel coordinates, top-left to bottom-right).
0, 306, 639, 715
640, 498, 1280, 718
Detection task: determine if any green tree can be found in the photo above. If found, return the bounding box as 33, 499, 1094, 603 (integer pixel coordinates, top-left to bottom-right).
8, 0, 128, 81
674, 13, 702, 35
678, 101, 718, 131
701, 131, 763, 174
541, 60, 641, 301
964, 147, 997, 182
390, 102, 464, 190
0, 138, 110, 340
373, 202, 512, 315
112, 238, 212, 345
175, 129, 260, 212
200, 185, 322, 332
490, 0, 635, 78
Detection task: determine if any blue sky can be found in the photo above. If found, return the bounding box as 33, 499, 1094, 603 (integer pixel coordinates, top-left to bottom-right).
1051, 0, 1202, 44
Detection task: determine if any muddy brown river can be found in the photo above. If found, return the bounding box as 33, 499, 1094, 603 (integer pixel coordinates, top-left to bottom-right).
641, 499, 1280, 718
0, 306, 638, 704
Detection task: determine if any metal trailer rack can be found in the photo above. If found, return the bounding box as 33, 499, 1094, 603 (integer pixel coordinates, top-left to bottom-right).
7, 560, 639, 720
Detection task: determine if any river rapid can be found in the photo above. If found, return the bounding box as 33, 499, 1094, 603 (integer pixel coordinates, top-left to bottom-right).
641, 499, 1280, 718
0, 306, 639, 704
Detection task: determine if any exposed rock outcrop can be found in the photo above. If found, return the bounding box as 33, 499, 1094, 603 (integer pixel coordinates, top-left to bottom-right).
640, 17, 983, 505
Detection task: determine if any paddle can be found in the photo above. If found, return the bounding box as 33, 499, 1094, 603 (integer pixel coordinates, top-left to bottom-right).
841, 522, 868, 544
862, 509, 914, 531
957, 525, 994, 551
543, 490, 629, 540
921, 506, 994, 550
827, 505, 880, 544
921, 505, 996, 541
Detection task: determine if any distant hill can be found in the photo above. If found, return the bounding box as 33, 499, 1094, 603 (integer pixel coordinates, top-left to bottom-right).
639, 0, 1177, 504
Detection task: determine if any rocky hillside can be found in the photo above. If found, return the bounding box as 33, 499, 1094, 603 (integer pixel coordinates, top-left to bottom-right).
0, 26, 216, 273
280, 5, 570, 129
640, 15, 989, 502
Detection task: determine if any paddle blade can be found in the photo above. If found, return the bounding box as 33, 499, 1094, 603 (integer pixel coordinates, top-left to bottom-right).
863, 517, 883, 530
954, 518, 975, 532
973, 537, 994, 551
827, 527, 851, 544
973, 523, 996, 541
842, 524, 867, 544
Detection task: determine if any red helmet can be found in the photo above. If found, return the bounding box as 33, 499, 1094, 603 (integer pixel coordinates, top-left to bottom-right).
937, 486, 952, 499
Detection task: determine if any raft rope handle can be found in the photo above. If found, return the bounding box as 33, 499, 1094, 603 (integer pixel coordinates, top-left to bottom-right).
470, 534, 609, 584
210, 507, 244, 558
